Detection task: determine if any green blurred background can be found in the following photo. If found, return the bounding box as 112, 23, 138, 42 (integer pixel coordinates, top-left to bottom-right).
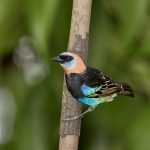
0, 0, 150, 150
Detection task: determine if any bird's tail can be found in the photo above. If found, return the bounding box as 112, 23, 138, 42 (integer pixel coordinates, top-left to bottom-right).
118, 83, 134, 97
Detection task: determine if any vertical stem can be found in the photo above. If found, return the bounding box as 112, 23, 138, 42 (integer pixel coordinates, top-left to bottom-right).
0, 58, 3, 84
59, 0, 92, 150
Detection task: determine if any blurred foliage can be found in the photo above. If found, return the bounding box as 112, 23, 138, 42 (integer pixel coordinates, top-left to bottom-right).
0, 0, 150, 150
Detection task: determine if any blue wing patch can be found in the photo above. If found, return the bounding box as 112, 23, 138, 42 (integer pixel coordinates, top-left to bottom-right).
81, 84, 102, 97
79, 84, 117, 106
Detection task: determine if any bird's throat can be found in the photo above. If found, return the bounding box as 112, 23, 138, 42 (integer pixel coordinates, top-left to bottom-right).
62, 63, 86, 73
61, 59, 86, 73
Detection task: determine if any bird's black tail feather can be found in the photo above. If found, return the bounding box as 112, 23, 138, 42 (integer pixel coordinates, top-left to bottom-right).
118, 83, 134, 97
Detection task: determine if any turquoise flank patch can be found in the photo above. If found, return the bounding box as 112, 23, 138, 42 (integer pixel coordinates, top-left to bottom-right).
79, 93, 118, 106
78, 97, 105, 106
81, 84, 101, 97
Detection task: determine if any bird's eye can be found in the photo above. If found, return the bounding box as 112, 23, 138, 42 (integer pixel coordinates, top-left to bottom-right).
66, 56, 74, 62
59, 55, 73, 62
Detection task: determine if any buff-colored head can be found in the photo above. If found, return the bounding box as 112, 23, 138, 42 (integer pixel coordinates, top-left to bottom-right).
51, 52, 86, 73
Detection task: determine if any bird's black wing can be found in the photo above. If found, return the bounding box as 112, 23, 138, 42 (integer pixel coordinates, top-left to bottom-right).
82, 67, 119, 97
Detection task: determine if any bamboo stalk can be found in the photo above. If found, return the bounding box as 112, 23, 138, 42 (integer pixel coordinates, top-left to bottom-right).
59, 0, 92, 150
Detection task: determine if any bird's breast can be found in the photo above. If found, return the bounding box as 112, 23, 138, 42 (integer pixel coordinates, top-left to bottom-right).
65, 73, 83, 99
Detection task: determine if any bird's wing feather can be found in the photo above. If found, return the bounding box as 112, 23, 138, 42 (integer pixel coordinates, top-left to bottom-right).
81, 84, 101, 98
81, 67, 119, 97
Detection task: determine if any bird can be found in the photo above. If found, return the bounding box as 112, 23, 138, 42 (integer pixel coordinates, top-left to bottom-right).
51, 52, 134, 121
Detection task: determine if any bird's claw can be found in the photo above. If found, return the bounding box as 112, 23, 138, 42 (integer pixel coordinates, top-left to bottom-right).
62, 115, 84, 121
62, 106, 95, 121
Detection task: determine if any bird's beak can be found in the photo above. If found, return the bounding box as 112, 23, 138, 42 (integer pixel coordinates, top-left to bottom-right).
51, 55, 61, 62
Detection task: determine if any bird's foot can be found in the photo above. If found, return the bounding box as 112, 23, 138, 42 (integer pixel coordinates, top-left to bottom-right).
62, 115, 84, 121
62, 106, 95, 121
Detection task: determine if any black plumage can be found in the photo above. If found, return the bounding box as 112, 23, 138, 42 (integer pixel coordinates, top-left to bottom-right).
65, 66, 134, 101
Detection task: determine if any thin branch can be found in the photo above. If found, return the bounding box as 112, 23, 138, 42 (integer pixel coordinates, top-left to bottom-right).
59, 0, 92, 150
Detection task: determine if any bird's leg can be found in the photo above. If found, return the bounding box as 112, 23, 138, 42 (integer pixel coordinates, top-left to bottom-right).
63, 106, 95, 121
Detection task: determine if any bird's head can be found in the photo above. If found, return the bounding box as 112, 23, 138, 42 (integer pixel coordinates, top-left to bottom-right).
51, 52, 86, 73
